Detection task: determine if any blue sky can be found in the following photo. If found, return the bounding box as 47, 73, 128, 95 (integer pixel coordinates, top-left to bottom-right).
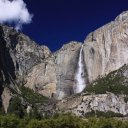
22, 0, 128, 51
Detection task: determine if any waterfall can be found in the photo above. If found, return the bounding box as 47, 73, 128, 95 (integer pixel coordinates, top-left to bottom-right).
74, 45, 86, 93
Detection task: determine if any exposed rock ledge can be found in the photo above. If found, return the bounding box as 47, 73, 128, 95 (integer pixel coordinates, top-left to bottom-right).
56, 93, 128, 116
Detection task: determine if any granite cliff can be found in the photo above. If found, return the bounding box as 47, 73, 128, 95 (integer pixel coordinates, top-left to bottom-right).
1, 11, 128, 116
83, 11, 128, 83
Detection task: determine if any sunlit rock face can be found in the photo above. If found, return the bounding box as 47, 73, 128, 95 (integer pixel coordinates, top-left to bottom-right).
25, 58, 57, 98
56, 93, 128, 116
83, 11, 128, 83
25, 41, 83, 99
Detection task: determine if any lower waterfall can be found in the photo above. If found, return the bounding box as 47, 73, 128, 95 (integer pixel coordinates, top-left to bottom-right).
74, 45, 86, 93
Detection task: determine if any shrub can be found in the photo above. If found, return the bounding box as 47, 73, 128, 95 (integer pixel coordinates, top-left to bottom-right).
0, 115, 20, 128
20, 86, 48, 104
84, 111, 123, 118
85, 67, 128, 95
0, 114, 128, 128
7, 97, 25, 118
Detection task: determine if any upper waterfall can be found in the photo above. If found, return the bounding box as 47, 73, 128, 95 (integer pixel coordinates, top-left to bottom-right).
74, 45, 86, 93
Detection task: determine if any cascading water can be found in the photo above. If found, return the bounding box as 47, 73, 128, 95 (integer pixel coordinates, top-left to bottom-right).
74, 45, 86, 93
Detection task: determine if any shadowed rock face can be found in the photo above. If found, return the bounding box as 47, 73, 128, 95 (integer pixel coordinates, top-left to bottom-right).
0, 24, 51, 80
0, 26, 16, 107
0, 26, 16, 84
0, 25, 51, 110
0, 25, 51, 78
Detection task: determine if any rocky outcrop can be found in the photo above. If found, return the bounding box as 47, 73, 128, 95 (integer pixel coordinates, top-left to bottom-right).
53, 11, 128, 98
55, 64, 128, 116
25, 58, 57, 98
0, 24, 84, 101
2, 11, 128, 101
25, 42, 83, 99
1, 11, 128, 115
0, 24, 51, 80
54, 42, 83, 99
1, 87, 12, 113
56, 93, 128, 116
83, 11, 128, 83
0, 24, 51, 111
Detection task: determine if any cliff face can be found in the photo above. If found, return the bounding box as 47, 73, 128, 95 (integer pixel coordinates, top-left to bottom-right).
83, 11, 128, 83
56, 64, 128, 116
54, 11, 128, 98
0, 25, 51, 82
1, 11, 128, 115
0, 25, 51, 109
0, 25, 51, 78
54, 42, 82, 99
2, 11, 128, 100
25, 57, 57, 98
25, 42, 82, 99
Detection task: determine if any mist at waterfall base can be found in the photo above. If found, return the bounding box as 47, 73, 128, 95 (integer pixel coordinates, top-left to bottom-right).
74, 45, 86, 93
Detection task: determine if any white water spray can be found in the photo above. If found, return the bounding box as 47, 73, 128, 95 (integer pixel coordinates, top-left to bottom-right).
74, 45, 86, 93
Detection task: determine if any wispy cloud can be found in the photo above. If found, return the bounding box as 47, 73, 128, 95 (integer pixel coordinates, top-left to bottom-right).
0, 0, 33, 30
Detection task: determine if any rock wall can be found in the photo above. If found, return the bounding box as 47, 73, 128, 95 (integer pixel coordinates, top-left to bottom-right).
54, 42, 82, 99
25, 42, 83, 99
25, 57, 57, 98
0, 25, 51, 80
1, 11, 128, 102
0, 25, 51, 111
83, 11, 128, 83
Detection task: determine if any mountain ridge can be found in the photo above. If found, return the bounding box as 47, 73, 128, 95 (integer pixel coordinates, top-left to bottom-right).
1, 11, 128, 116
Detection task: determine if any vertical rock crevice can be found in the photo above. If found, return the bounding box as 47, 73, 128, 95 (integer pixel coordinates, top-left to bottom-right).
0, 26, 16, 108
0, 26, 16, 83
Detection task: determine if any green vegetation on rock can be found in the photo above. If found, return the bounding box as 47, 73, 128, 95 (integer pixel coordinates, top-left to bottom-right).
20, 86, 48, 104
84, 111, 123, 118
6, 86, 49, 119
85, 65, 128, 95
7, 97, 25, 118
